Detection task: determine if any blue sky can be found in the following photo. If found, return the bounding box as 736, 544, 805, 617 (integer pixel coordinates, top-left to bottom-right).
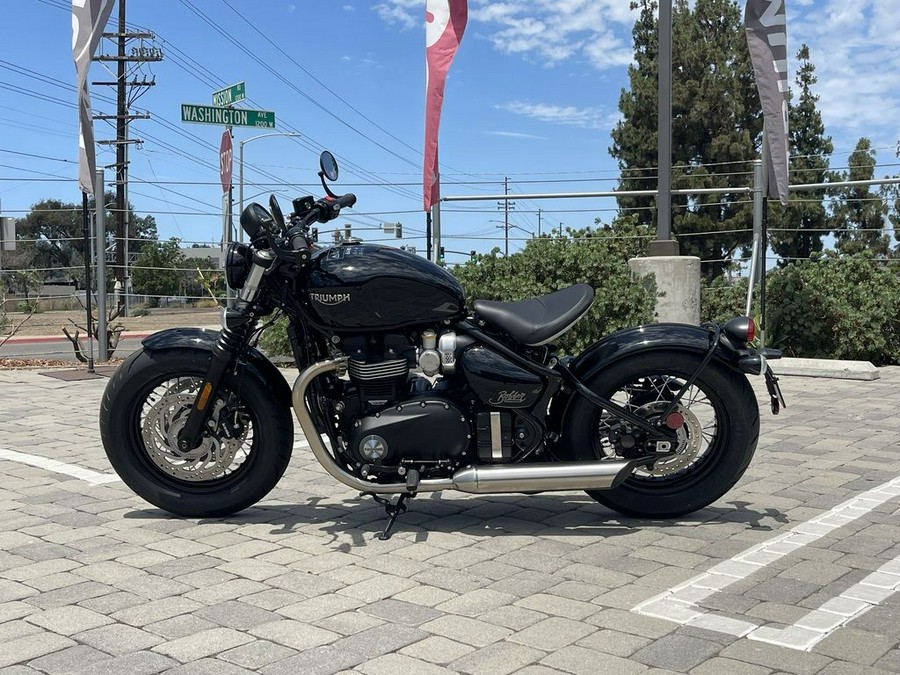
1, 0, 899, 262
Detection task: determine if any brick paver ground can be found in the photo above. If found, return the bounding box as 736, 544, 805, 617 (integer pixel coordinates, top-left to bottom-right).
0, 364, 898, 674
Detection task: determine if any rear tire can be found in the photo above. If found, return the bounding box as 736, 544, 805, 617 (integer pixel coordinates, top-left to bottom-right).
563, 352, 759, 518
99, 348, 293, 517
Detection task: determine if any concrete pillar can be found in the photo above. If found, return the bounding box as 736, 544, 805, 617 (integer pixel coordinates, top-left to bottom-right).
628, 256, 701, 324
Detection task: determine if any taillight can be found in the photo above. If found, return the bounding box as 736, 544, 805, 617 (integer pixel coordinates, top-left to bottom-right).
723, 316, 754, 345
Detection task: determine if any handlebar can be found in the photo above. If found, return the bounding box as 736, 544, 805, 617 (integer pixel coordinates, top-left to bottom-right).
274, 192, 357, 264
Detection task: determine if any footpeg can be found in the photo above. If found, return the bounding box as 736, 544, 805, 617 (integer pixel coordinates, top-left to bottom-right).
405, 468, 420, 492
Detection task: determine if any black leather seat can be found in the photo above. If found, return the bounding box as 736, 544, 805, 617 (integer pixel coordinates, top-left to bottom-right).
473, 284, 595, 346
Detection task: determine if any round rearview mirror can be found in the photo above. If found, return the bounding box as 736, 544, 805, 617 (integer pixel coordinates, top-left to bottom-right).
319, 151, 339, 181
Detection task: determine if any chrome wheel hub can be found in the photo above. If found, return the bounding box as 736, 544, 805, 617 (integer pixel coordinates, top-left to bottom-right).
632, 401, 703, 477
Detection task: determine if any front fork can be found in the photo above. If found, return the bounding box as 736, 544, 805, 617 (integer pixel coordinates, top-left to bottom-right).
175, 322, 254, 451
176, 251, 273, 452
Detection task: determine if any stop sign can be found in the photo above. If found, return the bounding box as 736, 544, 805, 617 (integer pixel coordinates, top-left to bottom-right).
219, 131, 233, 193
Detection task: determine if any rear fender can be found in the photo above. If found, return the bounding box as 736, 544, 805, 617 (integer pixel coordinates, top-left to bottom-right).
548, 323, 755, 447
572, 323, 738, 381
141, 327, 292, 409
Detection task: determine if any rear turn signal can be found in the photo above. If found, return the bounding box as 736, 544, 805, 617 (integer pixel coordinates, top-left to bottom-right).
723, 316, 755, 345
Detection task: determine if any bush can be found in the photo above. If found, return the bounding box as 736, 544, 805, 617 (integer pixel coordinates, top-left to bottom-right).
16, 299, 39, 313
453, 220, 656, 354
766, 252, 900, 365
258, 315, 292, 358
700, 276, 750, 324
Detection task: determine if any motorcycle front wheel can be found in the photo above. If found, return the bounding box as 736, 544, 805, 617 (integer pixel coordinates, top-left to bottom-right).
564, 351, 759, 518
100, 347, 293, 517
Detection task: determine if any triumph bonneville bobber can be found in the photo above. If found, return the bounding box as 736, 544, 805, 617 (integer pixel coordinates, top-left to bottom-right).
100, 151, 785, 539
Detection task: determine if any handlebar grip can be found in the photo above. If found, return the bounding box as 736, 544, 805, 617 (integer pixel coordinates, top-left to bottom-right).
335, 193, 356, 209
287, 228, 311, 263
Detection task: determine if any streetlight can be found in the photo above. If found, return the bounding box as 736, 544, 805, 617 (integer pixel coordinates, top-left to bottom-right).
238, 132, 302, 242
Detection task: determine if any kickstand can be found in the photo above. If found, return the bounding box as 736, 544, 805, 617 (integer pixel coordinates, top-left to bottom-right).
370, 492, 412, 541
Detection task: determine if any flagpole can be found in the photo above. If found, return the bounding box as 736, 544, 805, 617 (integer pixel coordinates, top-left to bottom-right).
432, 202, 442, 264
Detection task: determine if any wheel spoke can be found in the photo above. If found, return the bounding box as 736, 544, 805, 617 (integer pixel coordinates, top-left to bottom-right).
595, 370, 721, 479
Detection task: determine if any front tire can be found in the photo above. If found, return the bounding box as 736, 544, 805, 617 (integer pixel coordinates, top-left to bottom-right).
100, 347, 293, 517
563, 352, 759, 518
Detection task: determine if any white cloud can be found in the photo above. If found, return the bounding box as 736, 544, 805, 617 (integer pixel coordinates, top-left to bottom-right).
496, 100, 609, 130
373, 0, 421, 30
791, 0, 900, 155
373, 0, 637, 70
485, 130, 548, 140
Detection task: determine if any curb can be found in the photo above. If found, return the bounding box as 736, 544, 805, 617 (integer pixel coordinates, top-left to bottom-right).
773, 357, 880, 381
1, 331, 153, 345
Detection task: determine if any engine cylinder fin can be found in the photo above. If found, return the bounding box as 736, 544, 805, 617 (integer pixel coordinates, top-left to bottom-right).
348, 358, 408, 380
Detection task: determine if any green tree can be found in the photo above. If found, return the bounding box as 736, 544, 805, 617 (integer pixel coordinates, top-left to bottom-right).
769, 45, 833, 264
830, 138, 890, 256
12, 195, 158, 289
183, 256, 225, 304
452, 218, 656, 354
610, 0, 761, 279
132, 238, 183, 306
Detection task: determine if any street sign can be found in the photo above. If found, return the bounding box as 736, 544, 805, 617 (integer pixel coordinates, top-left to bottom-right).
181, 104, 275, 129
219, 131, 233, 193
212, 81, 246, 107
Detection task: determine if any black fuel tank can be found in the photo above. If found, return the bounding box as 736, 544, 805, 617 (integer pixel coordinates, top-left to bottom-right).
304, 244, 466, 331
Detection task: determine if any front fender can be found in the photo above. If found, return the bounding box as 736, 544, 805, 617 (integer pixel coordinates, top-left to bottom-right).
141, 327, 293, 409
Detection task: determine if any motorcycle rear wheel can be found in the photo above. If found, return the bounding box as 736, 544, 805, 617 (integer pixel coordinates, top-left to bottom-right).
100, 347, 293, 517
565, 351, 759, 518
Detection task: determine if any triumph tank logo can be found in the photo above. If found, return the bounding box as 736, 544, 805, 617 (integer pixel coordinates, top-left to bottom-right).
489, 390, 528, 406
310, 292, 351, 306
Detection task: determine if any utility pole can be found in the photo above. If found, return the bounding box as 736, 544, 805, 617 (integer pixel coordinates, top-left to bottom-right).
93, 0, 162, 312
537, 208, 542, 237
497, 177, 515, 256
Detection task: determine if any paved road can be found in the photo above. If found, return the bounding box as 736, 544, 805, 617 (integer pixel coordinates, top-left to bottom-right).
0, 366, 897, 674
0, 336, 145, 362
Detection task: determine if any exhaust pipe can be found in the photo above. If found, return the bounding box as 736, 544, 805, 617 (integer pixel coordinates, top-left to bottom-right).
451, 460, 635, 494
291, 358, 637, 496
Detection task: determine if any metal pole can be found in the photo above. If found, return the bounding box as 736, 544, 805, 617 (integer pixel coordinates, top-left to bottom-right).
504, 177, 509, 257
432, 202, 442, 263
746, 159, 763, 317
238, 140, 245, 243
81, 192, 95, 373
123, 122, 130, 316
656, 0, 673, 244
425, 210, 433, 261
95, 169, 108, 362
238, 132, 301, 243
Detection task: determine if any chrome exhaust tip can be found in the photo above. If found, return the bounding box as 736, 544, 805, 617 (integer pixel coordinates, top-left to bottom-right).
450, 459, 637, 494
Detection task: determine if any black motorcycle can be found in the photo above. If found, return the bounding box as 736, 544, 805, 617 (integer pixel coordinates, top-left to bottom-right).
100, 151, 785, 539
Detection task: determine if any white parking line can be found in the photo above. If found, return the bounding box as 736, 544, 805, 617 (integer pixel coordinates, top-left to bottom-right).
0, 447, 121, 485
632, 474, 900, 650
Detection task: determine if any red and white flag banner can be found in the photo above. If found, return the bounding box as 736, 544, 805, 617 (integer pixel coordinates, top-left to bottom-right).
423, 0, 467, 212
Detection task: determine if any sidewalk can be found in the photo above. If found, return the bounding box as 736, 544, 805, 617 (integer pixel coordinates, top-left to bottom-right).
0, 367, 897, 673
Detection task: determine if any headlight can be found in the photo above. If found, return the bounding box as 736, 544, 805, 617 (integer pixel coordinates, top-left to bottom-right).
225, 242, 251, 290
